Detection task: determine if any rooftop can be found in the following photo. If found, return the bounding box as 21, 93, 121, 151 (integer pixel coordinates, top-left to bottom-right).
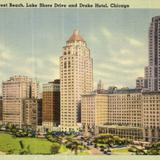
67, 30, 85, 42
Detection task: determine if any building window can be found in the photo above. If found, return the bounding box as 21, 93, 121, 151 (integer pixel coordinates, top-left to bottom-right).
64, 62, 67, 68
68, 61, 71, 68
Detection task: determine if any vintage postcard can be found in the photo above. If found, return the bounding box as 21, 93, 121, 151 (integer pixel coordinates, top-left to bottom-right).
0, 0, 160, 159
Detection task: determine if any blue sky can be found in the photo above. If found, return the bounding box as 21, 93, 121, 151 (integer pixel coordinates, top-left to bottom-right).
0, 9, 160, 93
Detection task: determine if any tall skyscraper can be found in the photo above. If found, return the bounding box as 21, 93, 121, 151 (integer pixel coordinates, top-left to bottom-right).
2, 76, 39, 127
42, 79, 60, 130
145, 16, 160, 91
60, 30, 93, 132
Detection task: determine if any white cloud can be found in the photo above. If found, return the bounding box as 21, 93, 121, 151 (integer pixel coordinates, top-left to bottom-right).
114, 58, 134, 65
119, 49, 132, 56
48, 54, 59, 66
0, 52, 12, 61
88, 33, 99, 43
26, 56, 44, 68
0, 44, 14, 65
126, 37, 143, 47
91, 27, 147, 89
101, 27, 112, 38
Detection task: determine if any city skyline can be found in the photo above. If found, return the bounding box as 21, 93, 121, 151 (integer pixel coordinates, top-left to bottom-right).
0, 14, 160, 144
0, 9, 160, 94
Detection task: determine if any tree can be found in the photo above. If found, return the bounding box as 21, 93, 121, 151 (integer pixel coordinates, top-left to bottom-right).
94, 134, 114, 148
50, 143, 61, 154
113, 136, 122, 145
129, 142, 160, 155
19, 140, 31, 155
15, 131, 28, 137
146, 142, 160, 155
66, 140, 82, 155
46, 134, 62, 144
7, 149, 15, 154
147, 149, 159, 155
128, 146, 146, 155
128, 146, 137, 153
6, 123, 15, 132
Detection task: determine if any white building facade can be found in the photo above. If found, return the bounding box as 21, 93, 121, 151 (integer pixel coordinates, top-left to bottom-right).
60, 30, 93, 132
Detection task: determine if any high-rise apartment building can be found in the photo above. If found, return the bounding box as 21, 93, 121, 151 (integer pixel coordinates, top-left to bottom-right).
145, 16, 160, 91
136, 77, 145, 89
2, 75, 39, 127
60, 30, 93, 132
23, 98, 37, 129
42, 79, 60, 130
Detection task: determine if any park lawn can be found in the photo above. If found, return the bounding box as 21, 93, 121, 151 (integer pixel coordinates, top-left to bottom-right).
18, 137, 53, 154
78, 151, 90, 155
112, 147, 129, 154
59, 144, 68, 153
0, 133, 21, 153
97, 143, 107, 147
0, 133, 68, 154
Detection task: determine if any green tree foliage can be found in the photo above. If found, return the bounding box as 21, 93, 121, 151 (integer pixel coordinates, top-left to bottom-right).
128, 145, 146, 155
129, 142, 160, 155
50, 143, 61, 154
146, 142, 160, 155
46, 134, 62, 144
65, 139, 83, 155
19, 140, 31, 155
94, 134, 114, 146
94, 134, 130, 147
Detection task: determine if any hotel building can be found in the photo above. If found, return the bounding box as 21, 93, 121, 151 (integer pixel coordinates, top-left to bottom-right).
82, 88, 143, 140
60, 30, 93, 132
81, 93, 108, 133
82, 87, 160, 142
42, 79, 60, 130
81, 80, 108, 132
96, 89, 143, 141
2, 75, 39, 127
107, 89, 142, 127
142, 91, 160, 142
